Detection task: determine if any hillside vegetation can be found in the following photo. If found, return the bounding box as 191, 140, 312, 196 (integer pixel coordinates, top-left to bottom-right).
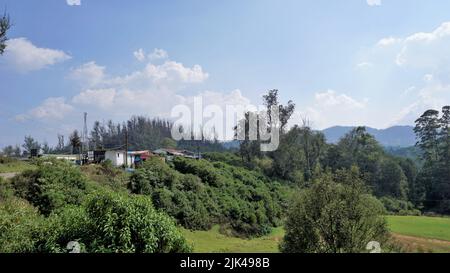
129, 157, 291, 237
0, 159, 190, 253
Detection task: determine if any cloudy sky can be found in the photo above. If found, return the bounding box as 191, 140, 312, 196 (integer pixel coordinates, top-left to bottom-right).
1, 0, 450, 147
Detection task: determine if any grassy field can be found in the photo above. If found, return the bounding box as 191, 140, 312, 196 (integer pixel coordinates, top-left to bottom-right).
0, 160, 35, 174
386, 216, 450, 241
182, 216, 450, 253
387, 216, 450, 253
181, 225, 284, 253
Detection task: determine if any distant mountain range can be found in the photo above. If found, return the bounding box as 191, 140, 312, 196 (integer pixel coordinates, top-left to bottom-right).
322, 126, 416, 147
220, 125, 417, 149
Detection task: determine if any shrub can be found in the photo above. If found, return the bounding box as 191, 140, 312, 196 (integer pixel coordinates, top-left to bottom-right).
40, 191, 191, 253
11, 158, 87, 215
129, 158, 179, 194
380, 196, 419, 215
37, 205, 89, 253
130, 157, 286, 237
0, 197, 44, 253
173, 158, 222, 187
0, 176, 14, 201
281, 167, 389, 253
81, 163, 128, 192
203, 152, 244, 167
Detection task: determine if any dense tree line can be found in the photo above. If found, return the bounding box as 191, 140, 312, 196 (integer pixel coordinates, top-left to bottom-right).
413, 107, 450, 213
234, 90, 449, 217
89, 116, 173, 151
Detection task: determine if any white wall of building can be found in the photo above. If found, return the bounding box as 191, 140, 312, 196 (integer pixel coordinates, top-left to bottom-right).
104, 151, 134, 167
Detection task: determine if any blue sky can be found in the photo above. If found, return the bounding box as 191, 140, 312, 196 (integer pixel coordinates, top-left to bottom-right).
1, 0, 450, 147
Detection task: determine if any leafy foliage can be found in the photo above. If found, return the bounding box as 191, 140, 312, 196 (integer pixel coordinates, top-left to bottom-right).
270, 125, 326, 183
39, 191, 191, 253
323, 127, 412, 202
1, 159, 192, 253
0, 12, 11, 55
380, 197, 421, 216
11, 158, 87, 215
90, 116, 173, 151
22, 135, 40, 156
0, 197, 44, 253
281, 167, 388, 253
129, 157, 288, 237
413, 106, 450, 213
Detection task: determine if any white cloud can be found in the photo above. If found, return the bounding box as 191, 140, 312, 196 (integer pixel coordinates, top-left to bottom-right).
69, 61, 106, 87
294, 90, 369, 129
69, 53, 208, 90
3, 38, 71, 72
366, 0, 381, 7
108, 61, 209, 89
389, 83, 450, 125
66, 0, 81, 6
377, 37, 401, 47
133, 48, 146, 62
357, 21, 450, 127
72, 88, 117, 109
67, 53, 210, 121
18, 48, 249, 141
356, 62, 373, 69
133, 48, 169, 62
423, 74, 434, 82
148, 48, 168, 61
177, 89, 251, 110
375, 22, 450, 69
314, 90, 367, 109
15, 97, 74, 122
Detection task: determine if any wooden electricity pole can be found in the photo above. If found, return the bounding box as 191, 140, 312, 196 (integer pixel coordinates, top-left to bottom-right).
125, 129, 129, 168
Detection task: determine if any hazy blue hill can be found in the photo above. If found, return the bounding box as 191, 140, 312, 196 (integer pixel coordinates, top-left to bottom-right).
221, 140, 240, 150
322, 125, 416, 147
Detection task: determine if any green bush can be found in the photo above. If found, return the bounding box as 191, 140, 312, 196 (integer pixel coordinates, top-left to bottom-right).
130, 157, 286, 237
11, 158, 87, 215
0, 176, 14, 201
173, 157, 222, 187
1, 158, 192, 253
281, 167, 389, 253
0, 197, 44, 253
130, 157, 179, 193
203, 152, 243, 167
81, 163, 128, 192
380, 196, 419, 215
40, 191, 191, 253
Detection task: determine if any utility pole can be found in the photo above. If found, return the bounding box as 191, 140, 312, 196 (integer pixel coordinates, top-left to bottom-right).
82, 112, 88, 165
125, 129, 128, 168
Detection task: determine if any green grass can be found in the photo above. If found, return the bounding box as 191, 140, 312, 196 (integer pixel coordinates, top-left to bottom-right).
182, 217, 450, 253
0, 160, 35, 174
181, 226, 285, 253
386, 215, 450, 242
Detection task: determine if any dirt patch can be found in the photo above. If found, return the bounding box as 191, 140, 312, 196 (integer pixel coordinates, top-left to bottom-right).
0, 173, 17, 179
391, 233, 450, 253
